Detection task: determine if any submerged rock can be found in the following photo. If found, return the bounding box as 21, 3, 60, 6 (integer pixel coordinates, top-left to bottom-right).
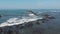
0, 14, 2, 18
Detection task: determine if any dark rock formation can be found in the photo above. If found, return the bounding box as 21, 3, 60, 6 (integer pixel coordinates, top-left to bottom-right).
43, 14, 55, 19
25, 22, 33, 27
48, 16, 55, 19
0, 14, 2, 18
0, 14, 55, 34
0, 28, 3, 33
7, 29, 13, 34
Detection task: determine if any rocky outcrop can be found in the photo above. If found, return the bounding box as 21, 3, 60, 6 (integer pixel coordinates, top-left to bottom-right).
0, 16, 55, 34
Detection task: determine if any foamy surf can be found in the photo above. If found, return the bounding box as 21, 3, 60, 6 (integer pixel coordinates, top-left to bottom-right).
0, 16, 43, 27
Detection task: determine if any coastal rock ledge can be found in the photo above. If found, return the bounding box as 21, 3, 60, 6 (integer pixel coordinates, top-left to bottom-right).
0, 18, 56, 34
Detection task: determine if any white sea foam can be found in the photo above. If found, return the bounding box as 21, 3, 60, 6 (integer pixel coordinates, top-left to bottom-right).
0, 18, 40, 27
0, 13, 43, 27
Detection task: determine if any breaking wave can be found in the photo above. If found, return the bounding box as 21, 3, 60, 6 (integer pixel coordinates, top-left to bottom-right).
0, 9, 59, 27
0, 13, 43, 27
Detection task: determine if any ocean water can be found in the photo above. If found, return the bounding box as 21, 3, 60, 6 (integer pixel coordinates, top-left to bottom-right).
0, 9, 60, 34
0, 9, 60, 27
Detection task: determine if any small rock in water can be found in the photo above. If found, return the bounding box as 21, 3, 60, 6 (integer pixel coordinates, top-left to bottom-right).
42, 21, 45, 23
0, 14, 2, 18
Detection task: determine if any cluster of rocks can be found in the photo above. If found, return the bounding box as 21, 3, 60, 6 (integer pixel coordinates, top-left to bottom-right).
0, 14, 55, 34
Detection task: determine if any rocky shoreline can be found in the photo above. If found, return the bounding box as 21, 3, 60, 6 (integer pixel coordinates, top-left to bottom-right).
0, 17, 55, 34
0, 19, 42, 34
0, 13, 56, 34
